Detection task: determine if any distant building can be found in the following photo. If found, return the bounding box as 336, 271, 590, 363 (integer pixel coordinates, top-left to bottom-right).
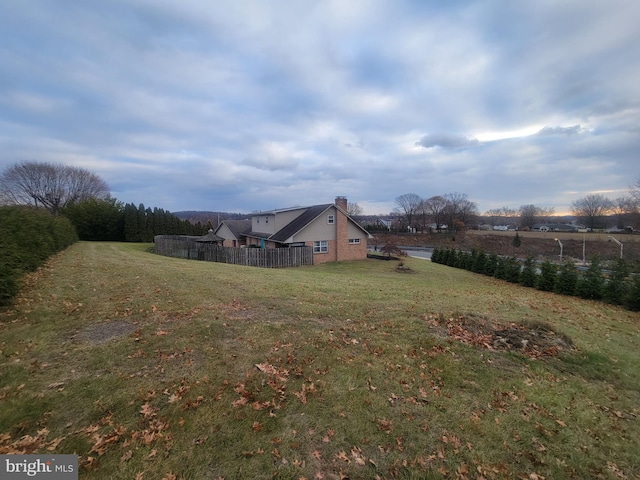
532, 223, 580, 232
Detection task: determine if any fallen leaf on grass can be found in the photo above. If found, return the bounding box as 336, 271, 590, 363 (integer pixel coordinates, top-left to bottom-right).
334, 451, 349, 462
140, 403, 156, 418
367, 378, 377, 391
120, 450, 133, 463
607, 461, 628, 479
46, 437, 64, 451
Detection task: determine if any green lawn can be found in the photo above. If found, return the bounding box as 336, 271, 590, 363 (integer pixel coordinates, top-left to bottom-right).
1, 242, 639, 479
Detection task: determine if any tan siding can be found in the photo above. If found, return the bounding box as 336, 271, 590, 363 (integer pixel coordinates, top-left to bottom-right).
291, 207, 336, 242
215, 224, 235, 247
251, 214, 276, 235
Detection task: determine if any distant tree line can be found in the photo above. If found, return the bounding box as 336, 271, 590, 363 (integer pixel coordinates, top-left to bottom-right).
431, 248, 640, 312
484, 189, 639, 231
1, 161, 209, 242
62, 199, 208, 242
391, 192, 479, 233
484, 205, 557, 229
383, 179, 640, 234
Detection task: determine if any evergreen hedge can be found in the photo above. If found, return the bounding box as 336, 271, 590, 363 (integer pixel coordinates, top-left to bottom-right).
0, 206, 78, 306
430, 247, 639, 312
555, 261, 578, 296
576, 256, 605, 300
520, 256, 537, 288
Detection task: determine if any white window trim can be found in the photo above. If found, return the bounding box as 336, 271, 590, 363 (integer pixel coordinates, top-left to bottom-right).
313, 240, 328, 253
327, 214, 335, 224
348, 238, 361, 244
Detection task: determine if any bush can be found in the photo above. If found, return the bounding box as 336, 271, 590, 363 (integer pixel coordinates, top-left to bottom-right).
445, 249, 457, 267
455, 251, 472, 270
555, 261, 578, 296
482, 254, 497, 277
537, 260, 557, 292
0, 206, 78, 306
520, 256, 537, 288
604, 259, 630, 305
495, 256, 520, 283
0, 264, 19, 307
576, 256, 605, 300
471, 250, 487, 274
623, 274, 640, 311
512, 233, 522, 248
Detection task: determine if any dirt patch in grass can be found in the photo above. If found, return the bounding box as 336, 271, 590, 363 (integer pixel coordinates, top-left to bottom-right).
73, 320, 141, 344
426, 313, 574, 358
395, 262, 414, 273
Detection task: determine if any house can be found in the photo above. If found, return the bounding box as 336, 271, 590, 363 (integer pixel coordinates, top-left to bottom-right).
232, 197, 372, 265
532, 223, 580, 232
215, 219, 252, 247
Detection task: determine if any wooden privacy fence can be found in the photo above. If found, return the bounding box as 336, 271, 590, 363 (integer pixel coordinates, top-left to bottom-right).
154, 235, 313, 268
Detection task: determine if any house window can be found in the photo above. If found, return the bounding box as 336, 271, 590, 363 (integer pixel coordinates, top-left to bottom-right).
327, 214, 335, 224
348, 238, 360, 244
256, 217, 259, 224
265, 216, 269, 224
313, 240, 328, 253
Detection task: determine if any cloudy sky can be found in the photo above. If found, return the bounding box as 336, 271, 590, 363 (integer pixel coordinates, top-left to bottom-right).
1, 1, 639, 215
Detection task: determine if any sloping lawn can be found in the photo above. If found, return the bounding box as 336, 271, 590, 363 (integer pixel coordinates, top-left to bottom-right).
1, 242, 639, 479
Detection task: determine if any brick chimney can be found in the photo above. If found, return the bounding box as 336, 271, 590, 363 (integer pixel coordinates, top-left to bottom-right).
335, 197, 348, 261
335, 196, 348, 212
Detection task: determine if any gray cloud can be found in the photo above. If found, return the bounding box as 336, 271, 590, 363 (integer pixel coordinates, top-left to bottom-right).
415, 134, 480, 149
1, 1, 639, 215
537, 125, 582, 136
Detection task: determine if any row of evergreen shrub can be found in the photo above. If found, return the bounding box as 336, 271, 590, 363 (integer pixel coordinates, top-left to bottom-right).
0, 206, 78, 306
431, 247, 640, 312
61, 199, 208, 242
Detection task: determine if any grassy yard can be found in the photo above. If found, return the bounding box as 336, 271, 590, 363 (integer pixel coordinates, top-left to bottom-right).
1, 242, 639, 479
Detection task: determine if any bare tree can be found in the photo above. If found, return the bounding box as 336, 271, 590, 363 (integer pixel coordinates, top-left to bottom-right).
518, 204, 554, 229
485, 206, 518, 226
424, 195, 448, 230
631, 177, 640, 205
394, 193, 422, 231
347, 202, 364, 218
0, 161, 110, 214
612, 196, 638, 228
571, 194, 614, 230
443, 192, 478, 231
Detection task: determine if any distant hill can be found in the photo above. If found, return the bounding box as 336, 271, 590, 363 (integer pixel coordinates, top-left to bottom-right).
173, 211, 249, 226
